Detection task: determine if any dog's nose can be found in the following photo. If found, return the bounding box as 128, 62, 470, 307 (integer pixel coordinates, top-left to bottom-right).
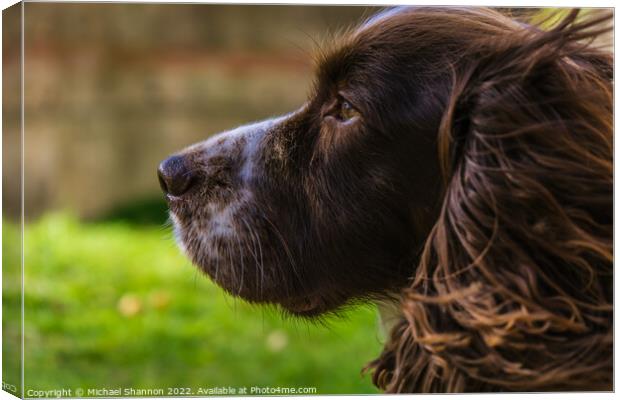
158, 155, 194, 196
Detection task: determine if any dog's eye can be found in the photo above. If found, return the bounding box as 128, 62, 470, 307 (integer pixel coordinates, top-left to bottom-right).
338, 100, 360, 121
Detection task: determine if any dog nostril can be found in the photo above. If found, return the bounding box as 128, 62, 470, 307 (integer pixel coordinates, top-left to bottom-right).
157, 155, 195, 196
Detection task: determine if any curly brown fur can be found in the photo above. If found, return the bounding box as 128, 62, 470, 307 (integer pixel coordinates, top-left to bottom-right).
368, 9, 613, 392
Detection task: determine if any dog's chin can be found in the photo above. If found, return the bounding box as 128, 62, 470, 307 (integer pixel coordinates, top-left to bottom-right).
172, 218, 344, 318
207, 271, 336, 317
279, 295, 336, 318
187, 252, 336, 317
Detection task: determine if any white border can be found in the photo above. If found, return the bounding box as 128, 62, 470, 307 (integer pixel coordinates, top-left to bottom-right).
0, 2, 616, 400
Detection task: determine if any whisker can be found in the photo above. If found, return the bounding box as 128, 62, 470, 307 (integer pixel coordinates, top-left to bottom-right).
260, 211, 303, 297
233, 223, 246, 296
240, 216, 263, 299
213, 236, 221, 285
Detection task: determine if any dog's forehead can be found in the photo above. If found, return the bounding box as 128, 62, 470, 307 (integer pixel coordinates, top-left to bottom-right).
359, 6, 414, 32
316, 9, 415, 87
315, 8, 426, 92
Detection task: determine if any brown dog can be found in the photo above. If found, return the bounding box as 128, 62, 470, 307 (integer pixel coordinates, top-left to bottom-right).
158, 7, 612, 392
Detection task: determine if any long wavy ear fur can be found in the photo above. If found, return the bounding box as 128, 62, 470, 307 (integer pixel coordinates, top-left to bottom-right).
368, 9, 612, 392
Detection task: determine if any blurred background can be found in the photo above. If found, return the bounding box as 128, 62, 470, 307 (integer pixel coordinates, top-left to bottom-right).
3, 3, 386, 395
10, 3, 381, 220
1, 3, 612, 396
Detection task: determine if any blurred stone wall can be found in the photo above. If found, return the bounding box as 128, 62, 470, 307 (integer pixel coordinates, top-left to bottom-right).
3, 3, 21, 221
3, 5, 611, 220
5, 3, 378, 220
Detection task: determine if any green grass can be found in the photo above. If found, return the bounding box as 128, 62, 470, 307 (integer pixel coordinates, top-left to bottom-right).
2, 218, 22, 397
3, 214, 383, 396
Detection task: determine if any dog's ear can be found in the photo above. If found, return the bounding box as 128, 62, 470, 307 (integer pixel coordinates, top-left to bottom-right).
368, 9, 612, 393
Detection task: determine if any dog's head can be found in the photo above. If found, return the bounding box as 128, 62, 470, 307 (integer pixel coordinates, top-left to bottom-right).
159, 6, 612, 334
159, 7, 481, 315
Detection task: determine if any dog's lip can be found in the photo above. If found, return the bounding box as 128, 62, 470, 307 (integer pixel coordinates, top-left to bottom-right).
281, 295, 326, 316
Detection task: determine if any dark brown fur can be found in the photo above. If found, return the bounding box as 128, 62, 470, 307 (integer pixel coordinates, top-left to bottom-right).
164, 7, 612, 392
